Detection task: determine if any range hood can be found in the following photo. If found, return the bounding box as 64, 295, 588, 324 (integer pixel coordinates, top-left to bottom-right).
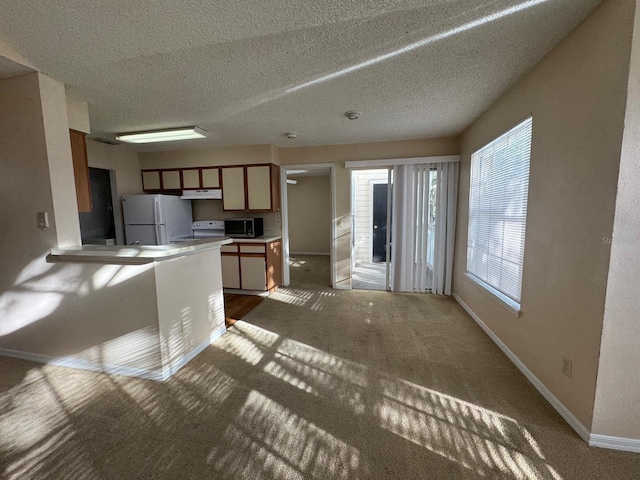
180, 189, 222, 200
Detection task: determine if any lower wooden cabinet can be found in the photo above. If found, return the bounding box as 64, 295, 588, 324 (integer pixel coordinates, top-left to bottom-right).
220, 254, 241, 289
221, 240, 282, 292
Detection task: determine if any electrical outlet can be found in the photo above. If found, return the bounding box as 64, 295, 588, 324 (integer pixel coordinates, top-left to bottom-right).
274, 216, 281, 227
561, 355, 572, 378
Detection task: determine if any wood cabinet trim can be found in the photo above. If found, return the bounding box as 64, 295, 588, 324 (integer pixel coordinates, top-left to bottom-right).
243, 166, 250, 212
141, 163, 280, 211
69, 129, 92, 212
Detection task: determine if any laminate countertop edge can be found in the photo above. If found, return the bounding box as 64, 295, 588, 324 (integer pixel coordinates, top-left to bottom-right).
48, 238, 233, 265
228, 236, 282, 244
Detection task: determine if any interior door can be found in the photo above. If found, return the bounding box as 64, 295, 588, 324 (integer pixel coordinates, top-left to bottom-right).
372, 183, 388, 262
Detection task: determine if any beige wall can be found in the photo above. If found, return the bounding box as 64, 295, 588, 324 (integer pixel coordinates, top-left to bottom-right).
39, 74, 82, 248
280, 137, 459, 287
287, 176, 331, 254
0, 39, 38, 70
139, 144, 275, 169
87, 139, 143, 195
66, 96, 90, 134
453, 0, 634, 430
0, 73, 59, 300
86, 140, 143, 244
592, 1, 640, 440
0, 72, 83, 349
139, 137, 458, 287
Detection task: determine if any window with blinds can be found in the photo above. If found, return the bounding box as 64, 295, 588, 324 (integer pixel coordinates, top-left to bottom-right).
466, 117, 532, 311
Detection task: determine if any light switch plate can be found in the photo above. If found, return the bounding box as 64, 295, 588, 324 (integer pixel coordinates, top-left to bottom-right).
37, 212, 49, 229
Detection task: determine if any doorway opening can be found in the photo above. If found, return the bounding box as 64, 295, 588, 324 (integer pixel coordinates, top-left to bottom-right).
79, 167, 123, 245
351, 169, 392, 291
280, 164, 336, 289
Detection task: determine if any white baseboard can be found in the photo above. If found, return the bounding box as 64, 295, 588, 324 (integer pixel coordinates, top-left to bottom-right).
452, 292, 591, 443
164, 325, 226, 379
0, 347, 165, 381
290, 251, 330, 256
589, 434, 640, 453
0, 325, 228, 382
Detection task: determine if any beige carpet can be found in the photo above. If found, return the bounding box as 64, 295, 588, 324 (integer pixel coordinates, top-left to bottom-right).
1, 255, 639, 479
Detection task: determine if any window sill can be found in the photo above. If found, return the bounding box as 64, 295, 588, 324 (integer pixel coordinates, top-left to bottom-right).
464, 272, 521, 318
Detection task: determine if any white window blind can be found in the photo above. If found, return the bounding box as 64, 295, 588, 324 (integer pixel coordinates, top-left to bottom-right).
467, 117, 532, 307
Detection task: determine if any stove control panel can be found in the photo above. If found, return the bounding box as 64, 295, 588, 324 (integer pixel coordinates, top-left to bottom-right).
192, 220, 224, 230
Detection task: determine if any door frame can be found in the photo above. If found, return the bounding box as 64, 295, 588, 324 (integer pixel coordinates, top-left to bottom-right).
280, 163, 336, 287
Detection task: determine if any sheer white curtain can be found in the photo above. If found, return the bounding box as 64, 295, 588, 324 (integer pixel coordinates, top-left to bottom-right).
391, 162, 459, 295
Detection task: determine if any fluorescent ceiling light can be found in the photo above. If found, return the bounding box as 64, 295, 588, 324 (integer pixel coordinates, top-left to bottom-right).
116, 127, 206, 144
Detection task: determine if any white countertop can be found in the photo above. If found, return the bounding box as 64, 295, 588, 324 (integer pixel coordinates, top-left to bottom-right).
48, 237, 233, 264
228, 236, 282, 244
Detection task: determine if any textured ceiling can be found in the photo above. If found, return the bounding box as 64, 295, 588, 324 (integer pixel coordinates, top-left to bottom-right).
0, 0, 602, 151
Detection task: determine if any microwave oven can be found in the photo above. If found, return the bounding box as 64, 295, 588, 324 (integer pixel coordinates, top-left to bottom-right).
224, 218, 264, 238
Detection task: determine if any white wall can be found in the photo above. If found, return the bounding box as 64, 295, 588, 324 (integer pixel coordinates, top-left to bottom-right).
453, 0, 634, 431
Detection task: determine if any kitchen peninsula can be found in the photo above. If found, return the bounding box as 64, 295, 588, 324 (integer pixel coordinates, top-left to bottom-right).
0, 238, 231, 381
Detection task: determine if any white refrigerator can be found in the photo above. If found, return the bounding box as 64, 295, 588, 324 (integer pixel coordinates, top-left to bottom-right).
122, 194, 193, 245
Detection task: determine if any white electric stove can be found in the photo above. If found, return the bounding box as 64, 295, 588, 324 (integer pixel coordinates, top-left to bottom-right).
171, 220, 225, 243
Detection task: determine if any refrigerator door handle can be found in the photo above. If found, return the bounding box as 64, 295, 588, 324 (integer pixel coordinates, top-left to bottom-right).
155, 224, 161, 244
153, 197, 160, 225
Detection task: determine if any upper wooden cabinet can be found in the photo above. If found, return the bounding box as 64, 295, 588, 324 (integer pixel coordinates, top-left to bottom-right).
141, 166, 221, 192
221, 164, 280, 212
182, 168, 200, 189
141, 170, 161, 190
161, 170, 181, 190
140, 163, 280, 213
69, 129, 92, 212
221, 167, 246, 210
201, 167, 220, 188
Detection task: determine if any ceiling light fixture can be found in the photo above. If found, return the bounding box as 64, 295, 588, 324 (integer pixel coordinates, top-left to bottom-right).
345, 111, 361, 120
116, 126, 206, 144
285, 132, 298, 139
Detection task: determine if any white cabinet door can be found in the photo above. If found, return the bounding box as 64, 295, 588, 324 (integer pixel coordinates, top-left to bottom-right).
182, 169, 200, 189
142, 171, 161, 190
222, 167, 246, 210
221, 255, 241, 289
202, 168, 220, 188
240, 256, 267, 290
246, 166, 272, 210
162, 170, 181, 190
